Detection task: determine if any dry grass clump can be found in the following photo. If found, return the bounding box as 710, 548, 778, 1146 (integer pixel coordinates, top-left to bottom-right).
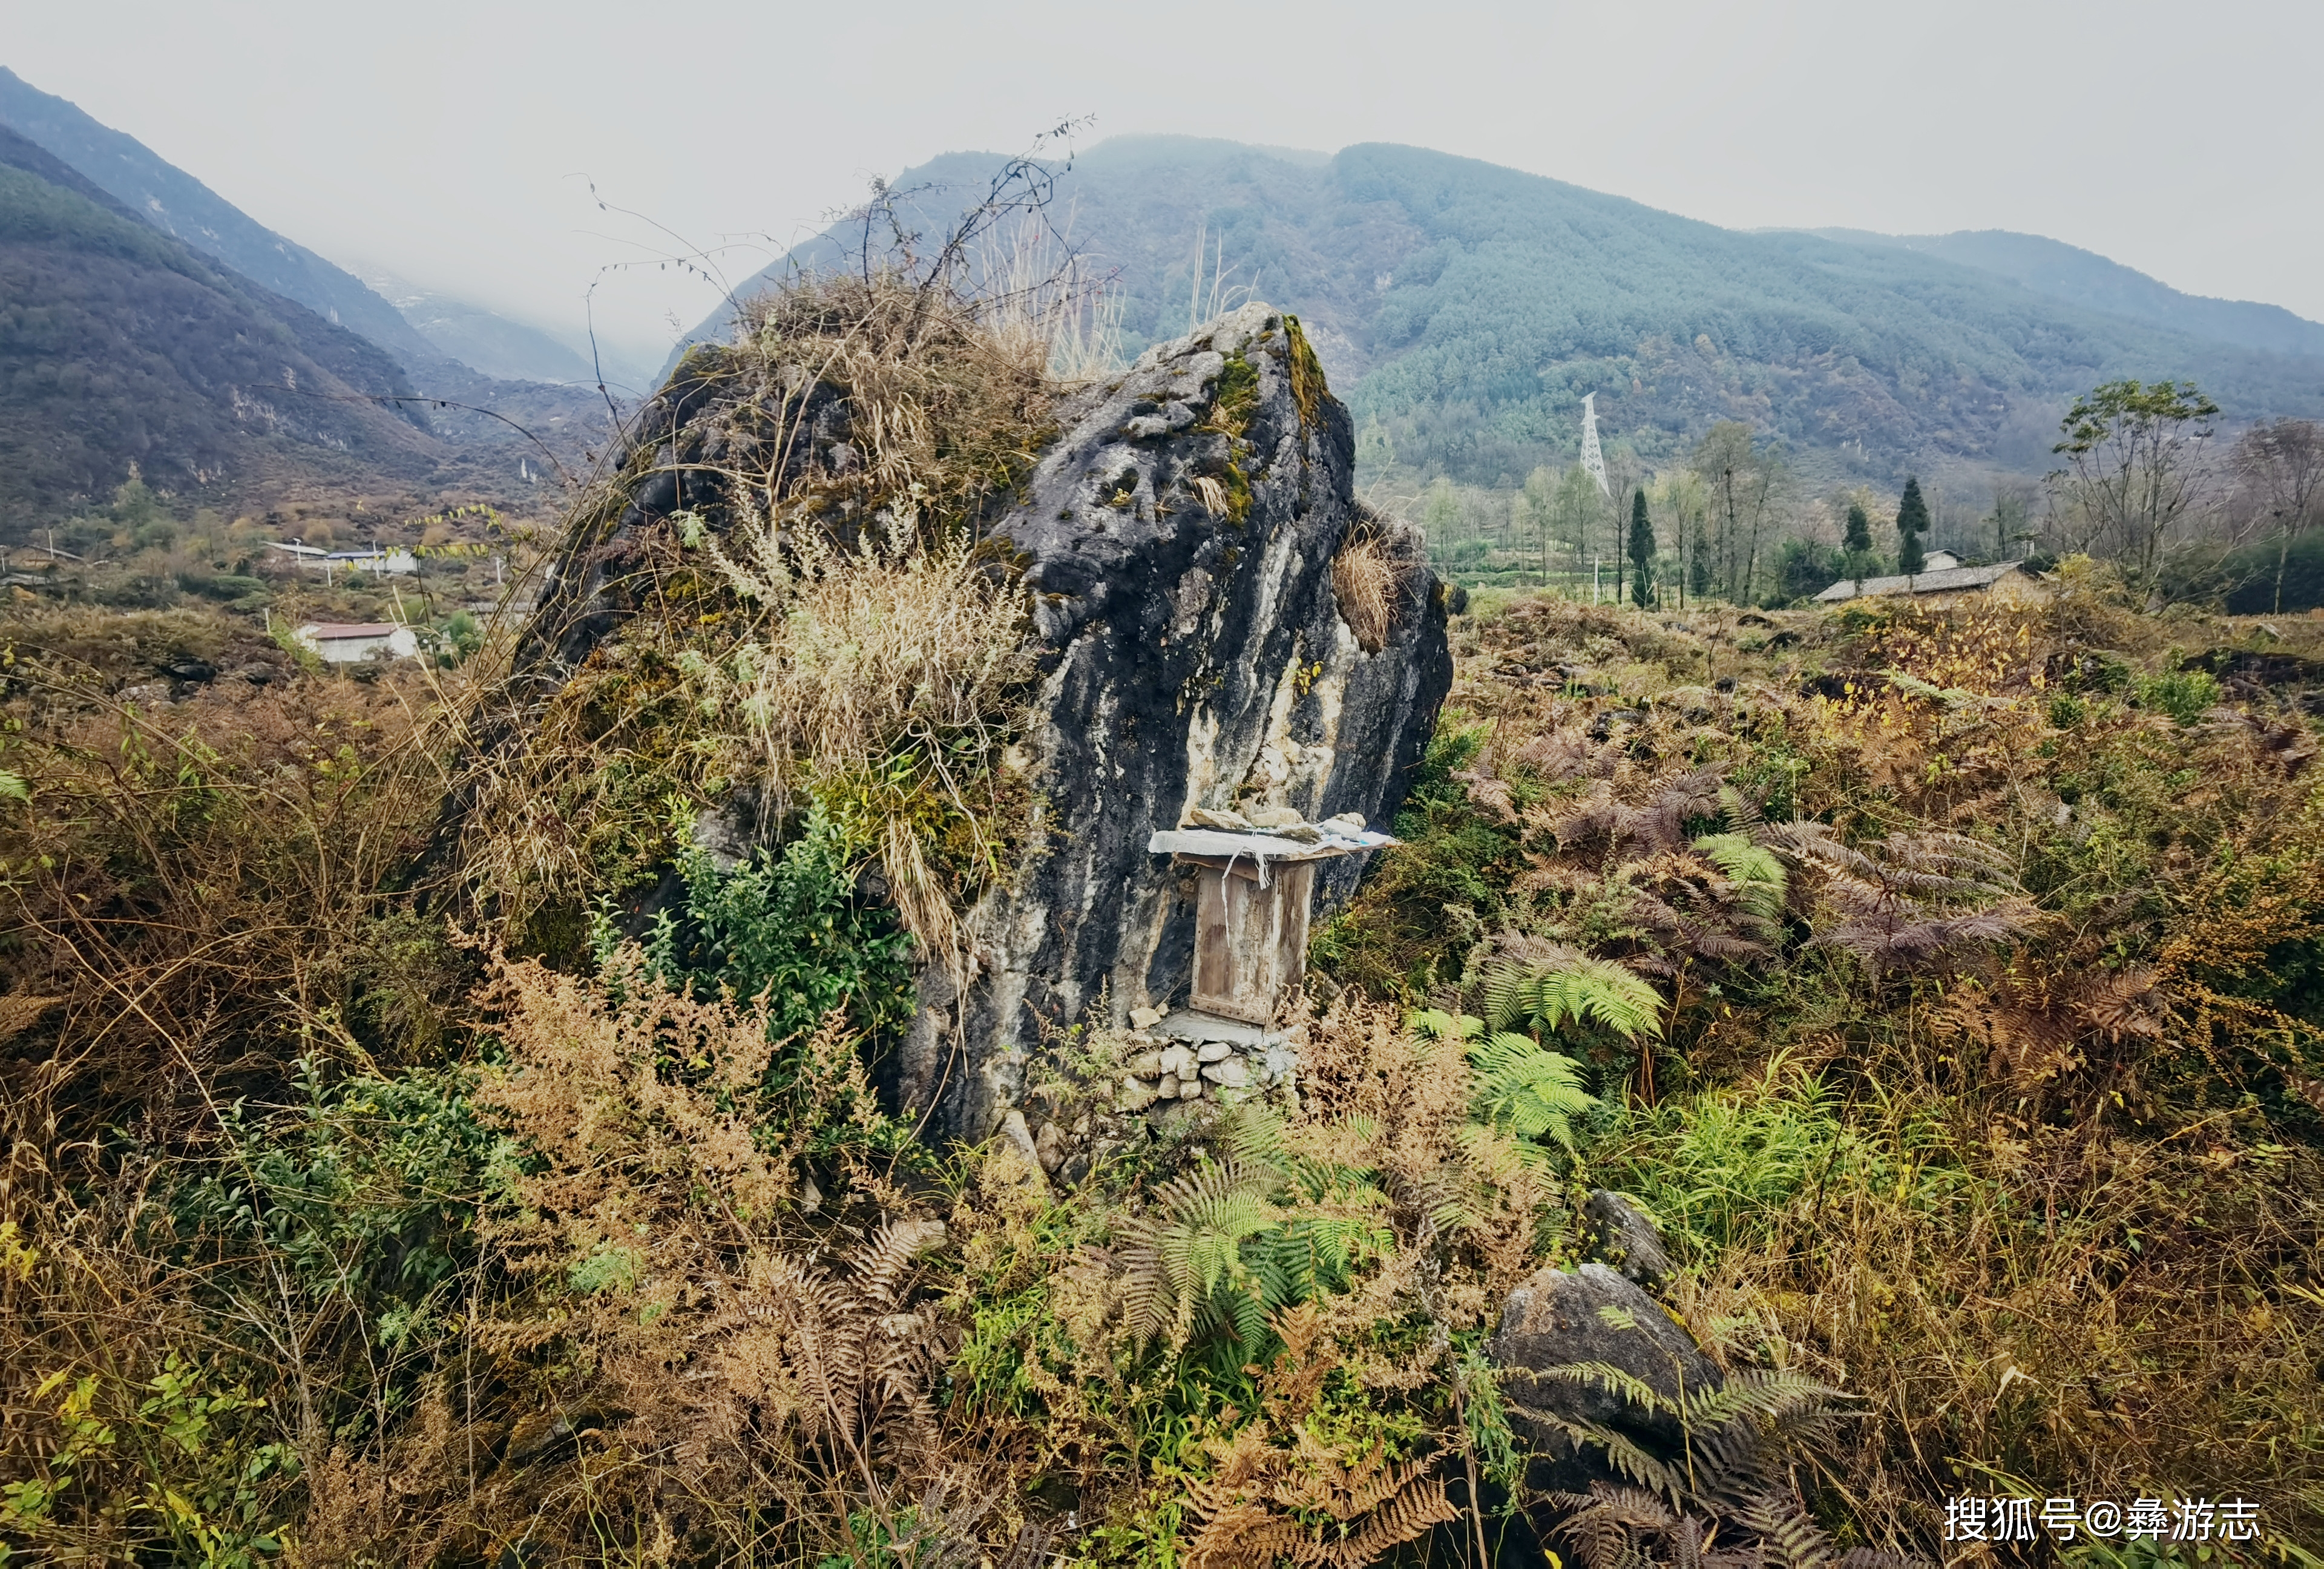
1333, 536, 1400, 654
441, 272, 1054, 953
701, 502, 1036, 978
1330, 507, 1423, 655
714, 270, 1056, 532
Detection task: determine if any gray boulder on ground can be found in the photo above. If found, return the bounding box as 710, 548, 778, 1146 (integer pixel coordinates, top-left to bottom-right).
1488, 1262, 1722, 1477
894, 304, 1453, 1139
497, 299, 1451, 1152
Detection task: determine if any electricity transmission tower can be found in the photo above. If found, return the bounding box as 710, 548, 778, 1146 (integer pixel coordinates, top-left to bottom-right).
1580, 392, 1610, 498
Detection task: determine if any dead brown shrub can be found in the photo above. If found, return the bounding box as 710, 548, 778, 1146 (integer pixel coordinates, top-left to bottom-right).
0, 659, 448, 1157
292, 947, 970, 1565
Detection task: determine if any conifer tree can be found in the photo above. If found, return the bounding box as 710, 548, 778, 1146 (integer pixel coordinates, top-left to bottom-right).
1842, 500, 1876, 590
1629, 488, 1655, 607
1896, 477, 1929, 576
1843, 501, 1874, 556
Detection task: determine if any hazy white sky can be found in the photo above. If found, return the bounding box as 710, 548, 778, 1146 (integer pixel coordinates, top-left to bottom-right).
9, 0, 2320, 376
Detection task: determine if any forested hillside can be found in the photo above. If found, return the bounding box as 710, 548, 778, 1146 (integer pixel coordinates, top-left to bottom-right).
692, 137, 2324, 488
0, 126, 448, 528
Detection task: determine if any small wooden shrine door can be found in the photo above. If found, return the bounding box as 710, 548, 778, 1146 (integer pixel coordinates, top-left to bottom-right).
1187, 857, 1316, 1025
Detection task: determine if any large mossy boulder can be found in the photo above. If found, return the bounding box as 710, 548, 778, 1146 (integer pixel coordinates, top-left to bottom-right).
901, 304, 1452, 1137
499, 295, 1450, 1145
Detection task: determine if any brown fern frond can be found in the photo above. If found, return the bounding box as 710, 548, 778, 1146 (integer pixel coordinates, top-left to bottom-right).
1638, 769, 1726, 852
1321, 1470, 1456, 1567
1740, 1492, 1837, 1568
1514, 727, 1618, 780
852, 1216, 948, 1312
1540, 1484, 1680, 1569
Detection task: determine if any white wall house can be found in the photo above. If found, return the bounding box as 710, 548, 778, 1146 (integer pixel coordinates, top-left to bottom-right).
327, 548, 418, 575
266, 542, 418, 576
295, 622, 421, 664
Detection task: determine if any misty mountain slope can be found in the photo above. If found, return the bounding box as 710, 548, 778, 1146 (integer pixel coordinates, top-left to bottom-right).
1818, 227, 2324, 361
0, 126, 449, 529
0, 65, 447, 367
0, 61, 626, 455
355, 265, 597, 384
694, 137, 2324, 483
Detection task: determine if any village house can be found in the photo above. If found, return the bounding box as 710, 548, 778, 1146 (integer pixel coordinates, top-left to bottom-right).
295, 622, 420, 664
1814, 551, 2050, 608
266, 542, 418, 577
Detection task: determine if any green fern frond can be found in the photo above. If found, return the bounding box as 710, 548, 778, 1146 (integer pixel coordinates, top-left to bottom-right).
1268, 1215, 1394, 1298
1220, 1275, 1271, 1349
1679, 1367, 1853, 1435
1219, 1100, 1289, 1169
1482, 955, 1664, 1042
1511, 1403, 1688, 1502
1693, 832, 1788, 923
1408, 1007, 1483, 1044
1114, 1158, 1286, 1349
1531, 1360, 1679, 1419
1469, 1031, 1596, 1151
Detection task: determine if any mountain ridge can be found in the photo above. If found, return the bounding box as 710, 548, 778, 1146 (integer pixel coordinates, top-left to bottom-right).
1810, 226, 2324, 361
685, 136, 2324, 487
0, 65, 623, 402
352, 263, 599, 385
0, 123, 450, 528
0, 65, 448, 369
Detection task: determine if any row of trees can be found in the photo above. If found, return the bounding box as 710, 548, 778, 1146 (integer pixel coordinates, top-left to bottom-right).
1384, 385, 2324, 613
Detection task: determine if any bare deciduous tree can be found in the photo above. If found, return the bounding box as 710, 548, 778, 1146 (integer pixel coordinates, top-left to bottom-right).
2234, 418, 2324, 613
1692, 422, 1785, 604
2049, 378, 2219, 607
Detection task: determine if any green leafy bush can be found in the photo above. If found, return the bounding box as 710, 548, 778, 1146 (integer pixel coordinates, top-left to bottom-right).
617, 803, 917, 1047
2133, 666, 2220, 723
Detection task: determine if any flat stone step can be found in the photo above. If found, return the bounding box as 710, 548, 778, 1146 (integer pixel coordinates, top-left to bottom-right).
1148, 1010, 1285, 1050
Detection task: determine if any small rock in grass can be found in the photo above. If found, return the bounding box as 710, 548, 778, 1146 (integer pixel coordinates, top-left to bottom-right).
1129, 1004, 1167, 1029
1196, 1040, 1235, 1063
1584, 1189, 1676, 1290
1200, 1058, 1249, 1088
997, 1111, 1051, 1192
